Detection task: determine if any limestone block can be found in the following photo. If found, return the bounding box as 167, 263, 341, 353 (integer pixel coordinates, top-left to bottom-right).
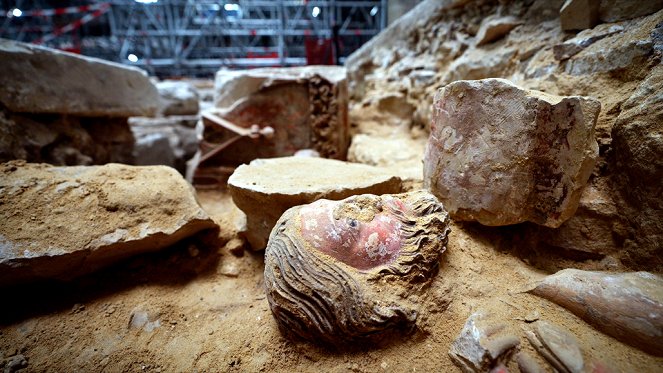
475, 16, 522, 46
559, 0, 600, 31
0, 161, 218, 286
0, 39, 158, 117
157, 80, 200, 116
599, 0, 663, 22
228, 157, 402, 250
424, 78, 600, 228
212, 66, 349, 160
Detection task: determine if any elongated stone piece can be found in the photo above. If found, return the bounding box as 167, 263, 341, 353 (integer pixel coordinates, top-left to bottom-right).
529, 269, 663, 356
264, 190, 450, 345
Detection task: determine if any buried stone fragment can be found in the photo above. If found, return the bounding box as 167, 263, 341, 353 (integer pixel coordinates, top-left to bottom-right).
528, 269, 663, 356
264, 190, 450, 345
449, 311, 520, 373
525, 321, 584, 373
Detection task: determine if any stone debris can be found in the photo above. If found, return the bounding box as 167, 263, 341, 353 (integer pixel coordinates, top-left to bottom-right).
562, 11, 660, 76
553, 24, 624, 60
156, 80, 200, 116
264, 190, 449, 345
559, 0, 600, 31
516, 352, 547, 373
475, 16, 522, 46
192, 66, 349, 185
0, 110, 135, 166
536, 180, 627, 255
449, 311, 520, 373
424, 78, 600, 228
611, 65, 663, 267
599, 0, 663, 23
525, 321, 584, 373
129, 116, 198, 174
0, 161, 218, 286
214, 66, 348, 159
529, 269, 663, 356
0, 39, 158, 117
348, 133, 426, 182
228, 157, 402, 250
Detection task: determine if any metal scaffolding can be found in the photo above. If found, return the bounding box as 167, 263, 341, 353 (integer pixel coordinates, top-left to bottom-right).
1, 0, 387, 77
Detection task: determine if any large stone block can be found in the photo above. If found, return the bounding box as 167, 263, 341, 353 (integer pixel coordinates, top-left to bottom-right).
228, 157, 402, 250
424, 78, 600, 228
157, 80, 200, 116
0, 162, 218, 286
193, 66, 349, 186
214, 66, 348, 159
0, 39, 159, 117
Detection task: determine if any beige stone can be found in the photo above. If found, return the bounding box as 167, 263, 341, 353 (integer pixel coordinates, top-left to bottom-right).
530, 269, 663, 356
475, 16, 522, 46
559, 0, 600, 31
157, 80, 200, 116
599, 0, 663, 22
424, 78, 600, 228
228, 157, 402, 250
0, 39, 159, 117
0, 161, 218, 286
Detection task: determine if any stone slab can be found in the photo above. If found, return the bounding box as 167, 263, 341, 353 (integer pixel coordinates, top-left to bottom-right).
0, 39, 159, 117
0, 161, 218, 286
228, 157, 402, 250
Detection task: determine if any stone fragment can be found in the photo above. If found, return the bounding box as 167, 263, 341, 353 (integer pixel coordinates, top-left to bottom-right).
599, 0, 663, 22
228, 157, 402, 250
475, 16, 522, 46
264, 190, 450, 345
559, 0, 600, 31
516, 352, 547, 373
529, 269, 663, 356
611, 65, 663, 267
129, 116, 198, 174
424, 78, 600, 228
449, 311, 520, 373
443, 48, 516, 83
563, 11, 660, 76
536, 180, 627, 255
0, 39, 158, 117
525, 321, 584, 373
553, 24, 624, 60
157, 80, 200, 116
0, 161, 218, 286
0, 109, 135, 166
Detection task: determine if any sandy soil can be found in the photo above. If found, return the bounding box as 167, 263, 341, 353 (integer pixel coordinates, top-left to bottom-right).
1, 188, 662, 372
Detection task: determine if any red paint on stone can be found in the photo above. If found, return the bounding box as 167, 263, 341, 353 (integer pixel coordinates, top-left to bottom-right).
300, 198, 404, 270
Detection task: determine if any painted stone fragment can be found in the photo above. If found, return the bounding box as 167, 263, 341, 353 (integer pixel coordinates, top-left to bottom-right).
264, 190, 450, 345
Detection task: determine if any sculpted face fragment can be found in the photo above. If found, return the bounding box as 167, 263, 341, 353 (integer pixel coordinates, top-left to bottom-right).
264, 190, 451, 345
300, 195, 409, 270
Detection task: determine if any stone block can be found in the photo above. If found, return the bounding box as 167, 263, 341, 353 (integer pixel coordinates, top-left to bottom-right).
424, 78, 600, 228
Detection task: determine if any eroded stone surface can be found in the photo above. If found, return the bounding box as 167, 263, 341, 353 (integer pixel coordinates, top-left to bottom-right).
529, 269, 663, 356
228, 157, 402, 250
424, 78, 600, 228
0, 39, 158, 117
560, 0, 599, 31
599, 0, 663, 22
526, 321, 584, 373
264, 190, 450, 345
0, 161, 218, 286
449, 311, 520, 373
157, 81, 200, 116
475, 16, 522, 46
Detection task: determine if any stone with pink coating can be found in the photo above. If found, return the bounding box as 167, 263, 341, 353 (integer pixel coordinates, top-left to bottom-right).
264, 190, 450, 345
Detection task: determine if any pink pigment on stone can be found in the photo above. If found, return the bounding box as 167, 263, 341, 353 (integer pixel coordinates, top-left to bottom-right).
299, 199, 404, 270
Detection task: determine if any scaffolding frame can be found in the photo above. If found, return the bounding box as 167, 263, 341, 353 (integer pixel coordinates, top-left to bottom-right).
1, 0, 387, 77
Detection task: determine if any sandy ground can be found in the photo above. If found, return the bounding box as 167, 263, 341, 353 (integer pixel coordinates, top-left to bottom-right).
1, 188, 662, 372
